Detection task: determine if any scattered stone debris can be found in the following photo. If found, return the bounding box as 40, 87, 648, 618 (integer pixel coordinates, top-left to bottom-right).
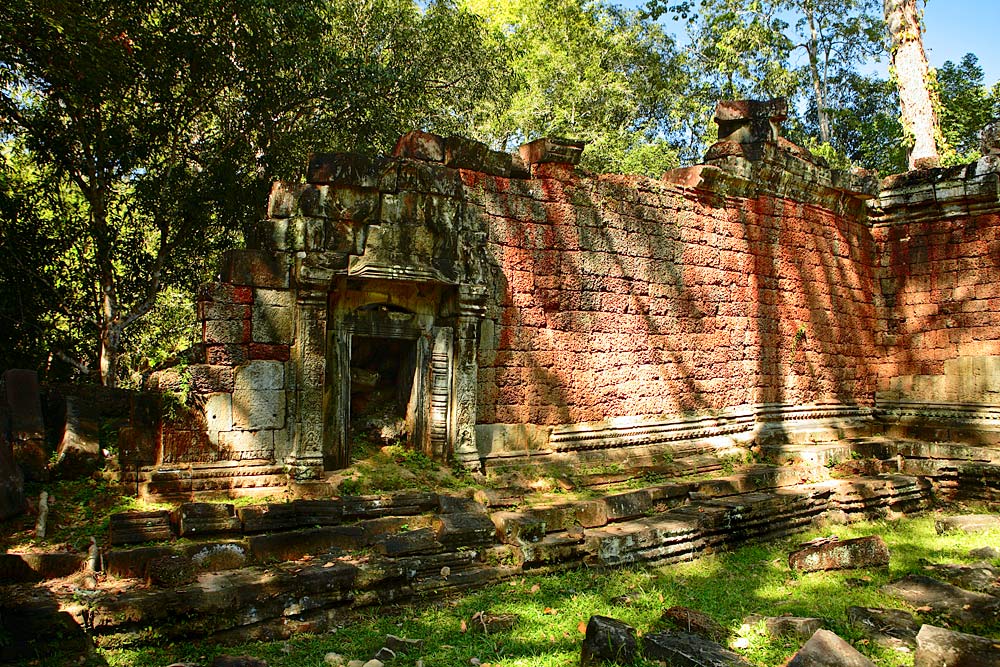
914, 624, 1000, 667
921, 561, 1000, 596
968, 546, 1000, 560
744, 614, 824, 640
788, 536, 890, 572
934, 515, 1000, 534
580, 615, 638, 667
884, 574, 1000, 628
469, 611, 518, 634
385, 634, 424, 653
642, 630, 752, 666
659, 606, 727, 642
845, 606, 920, 649
212, 656, 268, 667
785, 629, 876, 667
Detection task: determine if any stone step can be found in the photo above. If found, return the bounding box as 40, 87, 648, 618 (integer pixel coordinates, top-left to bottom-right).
69, 547, 503, 647
584, 511, 705, 567
850, 437, 1000, 463
758, 442, 856, 467
126, 461, 289, 501
481, 438, 732, 475
583, 486, 836, 567
491, 465, 831, 546
688, 464, 828, 500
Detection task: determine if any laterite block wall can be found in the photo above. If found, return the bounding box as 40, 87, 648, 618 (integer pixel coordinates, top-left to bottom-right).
464, 165, 880, 427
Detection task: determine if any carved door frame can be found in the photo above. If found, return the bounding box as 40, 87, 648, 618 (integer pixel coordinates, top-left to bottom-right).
323, 307, 454, 470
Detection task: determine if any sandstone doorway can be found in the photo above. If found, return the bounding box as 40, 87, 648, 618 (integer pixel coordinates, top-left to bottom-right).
324, 304, 453, 470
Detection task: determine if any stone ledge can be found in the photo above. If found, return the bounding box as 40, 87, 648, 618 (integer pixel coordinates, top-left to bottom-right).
869, 156, 1000, 225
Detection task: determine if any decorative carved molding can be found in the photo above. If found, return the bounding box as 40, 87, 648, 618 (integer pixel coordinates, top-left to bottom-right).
547, 403, 874, 453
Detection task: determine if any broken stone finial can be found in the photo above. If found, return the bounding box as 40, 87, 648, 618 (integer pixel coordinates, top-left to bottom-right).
980, 119, 1000, 157
518, 137, 586, 166
714, 98, 788, 145
704, 98, 789, 163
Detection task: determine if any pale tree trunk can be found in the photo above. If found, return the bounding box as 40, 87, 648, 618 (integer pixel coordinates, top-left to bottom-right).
86, 181, 122, 388
806, 11, 831, 144
883, 0, 941, 169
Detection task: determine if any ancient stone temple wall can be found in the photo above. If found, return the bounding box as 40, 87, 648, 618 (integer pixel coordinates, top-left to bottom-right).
870, 156, 1000, 442
142, 103, 1000, 487
468, 149, 881, 458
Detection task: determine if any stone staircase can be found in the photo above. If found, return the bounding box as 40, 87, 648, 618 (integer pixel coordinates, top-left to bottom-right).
2, 435, 999, 661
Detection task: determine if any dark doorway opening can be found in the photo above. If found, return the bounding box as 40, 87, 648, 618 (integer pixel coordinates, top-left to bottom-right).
349, 336, 418, 457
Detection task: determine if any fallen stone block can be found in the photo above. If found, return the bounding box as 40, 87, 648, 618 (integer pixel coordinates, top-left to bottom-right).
882, 574, 1000, 628
642, 630, 751, 666
147, 554, 197, 587
519, 532, 587, 565
914, 624, 1000, 667
581, 615, 638, 667
293, 499, 345, 526
969, 546, 999, 560
340, 492, 439, 520
744, 615, 823, 640
175, 503, 241, 537
238, 503, 297, 533
384, 634, 423, 654
0, 552, 84, 582
104, 545, 176, 578
659, 606, 727, 642
108, 510, 174, 545
785, 629, 875, 667
935, 514, 1000, 534
921, 561, 1000, 596
846, 606, 919, 649
374, 528, 443, 556
248, 526, 364, 562
788, 536, 889, 572
434, 511, 496, 548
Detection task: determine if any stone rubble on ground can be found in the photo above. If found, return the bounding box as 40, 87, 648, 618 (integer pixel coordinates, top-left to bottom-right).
882, 574, 1000, 627
580, 615, 638, 667
787, 535, 890, 572
642, 630, 752, 666
934, 514, 1000, 534
785, 629, 876, 667
914, 624, 1000, 667
845, 606, 920, 650
743, 614, 824, 640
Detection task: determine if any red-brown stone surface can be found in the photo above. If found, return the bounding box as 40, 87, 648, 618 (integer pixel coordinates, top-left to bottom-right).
873, 212, 1000, 387
467, 170, 880, 425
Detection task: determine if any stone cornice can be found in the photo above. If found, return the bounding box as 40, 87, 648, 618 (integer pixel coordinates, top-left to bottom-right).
868, 156, 1000, 225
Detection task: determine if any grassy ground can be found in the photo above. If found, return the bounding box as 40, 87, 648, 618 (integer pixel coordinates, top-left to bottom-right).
92, 513, 1000, 667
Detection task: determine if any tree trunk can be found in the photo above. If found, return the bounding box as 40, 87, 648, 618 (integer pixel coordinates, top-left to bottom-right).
90, 187, 120, 388
883, 0, 940, 169
806, 12, 831, 144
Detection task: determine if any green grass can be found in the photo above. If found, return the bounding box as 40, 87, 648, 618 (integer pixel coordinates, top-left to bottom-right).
95, 513, 1000, 667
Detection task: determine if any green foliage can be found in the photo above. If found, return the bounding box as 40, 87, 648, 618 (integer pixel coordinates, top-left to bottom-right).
0, 0, 513, 385
466, 0, 693, 174
936, 53, 1000, 165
